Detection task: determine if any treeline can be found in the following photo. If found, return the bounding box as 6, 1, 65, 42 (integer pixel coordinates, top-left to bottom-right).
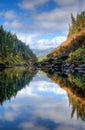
0, 25, 37, 67
68, 11, 85, 37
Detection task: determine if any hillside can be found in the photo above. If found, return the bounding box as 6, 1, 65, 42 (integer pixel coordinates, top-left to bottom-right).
0, 25, 37, 68
48, 30, 85, 62
40, 11, 85, 66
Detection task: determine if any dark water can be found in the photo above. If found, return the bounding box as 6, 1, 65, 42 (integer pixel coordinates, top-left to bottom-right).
0, 68, 85, 130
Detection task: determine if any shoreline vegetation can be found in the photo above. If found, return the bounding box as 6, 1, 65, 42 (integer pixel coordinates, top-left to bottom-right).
36, 11, 85, 72
0, 25, 37, 69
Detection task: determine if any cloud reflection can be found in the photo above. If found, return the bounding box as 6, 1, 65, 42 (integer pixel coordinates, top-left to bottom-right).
0, 72, 85, 130
17, 73, 66, 97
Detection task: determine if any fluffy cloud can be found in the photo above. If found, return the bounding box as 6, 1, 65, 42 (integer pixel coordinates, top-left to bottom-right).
54, 0, 85, 10
3, 1, 85, 36
4, 20, 23, 29
17, 80, 66, 97
4, 10, 17, 19
18, 0, 49, 10
16, 32, 66, 50
16, 32, 38, 48
54, 0, 76, 7
17, 0, 85, 35
36, 36, 66, 49
2, 0, 85, 50
0, 10, 17, 19
33, 4, 84, 34
16, 72, 66, 98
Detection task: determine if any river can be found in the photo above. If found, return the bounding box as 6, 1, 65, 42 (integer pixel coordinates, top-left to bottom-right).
0, 67, 85, 130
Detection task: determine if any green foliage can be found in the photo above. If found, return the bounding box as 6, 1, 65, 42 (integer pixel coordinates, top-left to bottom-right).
67, 47, 85, 64
0, 25, 37, 67
68, 11, 85, 37
38, 56, 46, 62
71, 13, 76, 25
0, 67, 36, 105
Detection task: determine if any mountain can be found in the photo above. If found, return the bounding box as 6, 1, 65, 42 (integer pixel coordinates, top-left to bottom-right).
32, 48, 54, 57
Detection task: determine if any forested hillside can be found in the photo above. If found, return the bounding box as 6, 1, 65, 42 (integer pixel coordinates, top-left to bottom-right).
0, 25, 37, 67
40, 11, 85, 67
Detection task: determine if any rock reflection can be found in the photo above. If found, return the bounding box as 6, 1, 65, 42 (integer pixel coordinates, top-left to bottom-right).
46, 71, 85, 121
0, 67, 36, 105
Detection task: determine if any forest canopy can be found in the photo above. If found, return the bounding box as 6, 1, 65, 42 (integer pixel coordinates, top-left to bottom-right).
0, 25, 37, 67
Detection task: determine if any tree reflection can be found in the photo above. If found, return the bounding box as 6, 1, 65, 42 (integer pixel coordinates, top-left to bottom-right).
0, 67, 36, 105
46, 71, 85, 121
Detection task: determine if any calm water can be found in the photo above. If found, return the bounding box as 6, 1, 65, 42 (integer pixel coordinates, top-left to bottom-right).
0, 68, 85, 130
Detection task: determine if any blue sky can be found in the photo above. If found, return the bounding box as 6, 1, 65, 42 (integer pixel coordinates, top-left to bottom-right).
0, 0, 85, 50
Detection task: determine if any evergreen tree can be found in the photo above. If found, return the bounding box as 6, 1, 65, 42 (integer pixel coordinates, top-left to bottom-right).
0, 25, 37, 67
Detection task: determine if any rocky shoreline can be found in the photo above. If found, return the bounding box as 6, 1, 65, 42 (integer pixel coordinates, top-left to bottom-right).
34, 63, 85, 73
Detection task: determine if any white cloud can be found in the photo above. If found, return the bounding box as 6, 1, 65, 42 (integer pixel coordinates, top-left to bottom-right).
39, 36, 66, 48
16, 32, 66, 50
3, 8, 69, 35
4, 20, 23, 29
34, 36, 66, 50
33, 6, 81, 34
17, 73, 66, 98
18, 121, 48, 130
18, 0, 49, 10
54, 0, 85, 11
54, 0, 76, 7
1, 6, 79, 51
0, 10, 17, 19
16, 32, 37, 43
4, 10, 17, 19
25, 0, 85, 35
1, 0, 85, 37
2, 1, 85, 51
16, 32, 38, 48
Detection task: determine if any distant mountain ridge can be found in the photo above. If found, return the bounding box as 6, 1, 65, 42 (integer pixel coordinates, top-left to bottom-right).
32, 48, 54, 57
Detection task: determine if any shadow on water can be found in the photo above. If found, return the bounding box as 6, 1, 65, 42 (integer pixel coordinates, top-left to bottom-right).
44, 70, 85, 121
0, 67, 37, 105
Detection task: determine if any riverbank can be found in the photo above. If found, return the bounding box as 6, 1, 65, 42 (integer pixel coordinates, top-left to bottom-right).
34, 62, 85, 73
38, 12, 85, 70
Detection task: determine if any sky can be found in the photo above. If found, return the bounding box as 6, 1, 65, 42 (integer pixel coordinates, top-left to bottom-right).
0, 0, 85, 50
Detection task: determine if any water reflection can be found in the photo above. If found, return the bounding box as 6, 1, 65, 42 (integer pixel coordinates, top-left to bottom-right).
0, 67, 36, 105
0, 69, 85, 130
47, 71, 85, 121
